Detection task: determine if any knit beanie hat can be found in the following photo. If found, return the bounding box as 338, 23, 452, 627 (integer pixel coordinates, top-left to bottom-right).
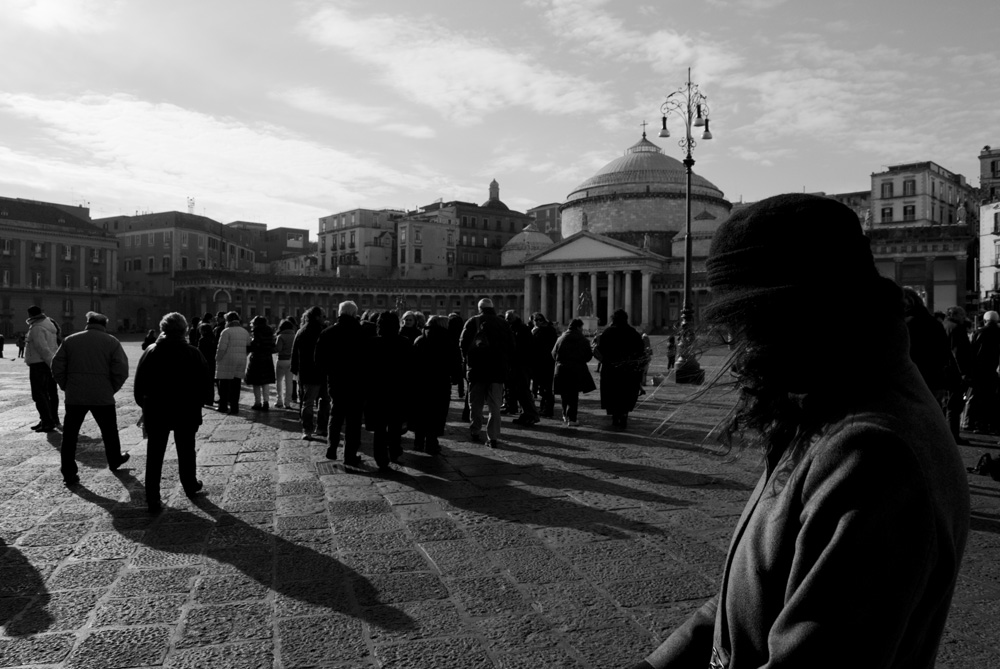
27, 305, 42, 317
704, 193, 887, 324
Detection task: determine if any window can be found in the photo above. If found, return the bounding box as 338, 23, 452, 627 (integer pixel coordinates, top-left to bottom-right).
147, 232, 154, 246
64, 274, 72, 289
471, 217, 477, 228
462, 216, 468, 226
349, 232, 355, 248
400, 246, 406, 263
495, 219, 501, 230
1, 269, 9, 287
181, 232, 188, 247
881, 207, 893, 223
91, 276, 100, 290
148, 256, 154, 272
400, 229, 407, 244
903, 180, 916, 196
181, 256, 188, 270
881, 182, 893, 198
33, 243, 44, 259
161, 256, 170, 271
63, 299, 72, 314
509, 221, 515, 232
0, 239, 11, 255
414, 248, 422, 263
903, 205, 915, 221
482, 236, 489, 247
447, 231, 454, 246
91, 299, 101, 312
163, 231, 172, 248
931, 182, 936, 197
198, 258, 206, 269
239, 248, 245, 260
34, 272, 43, 289
197, 234, 204, 249
414, 228, 421, 243
461, 235, 467, 246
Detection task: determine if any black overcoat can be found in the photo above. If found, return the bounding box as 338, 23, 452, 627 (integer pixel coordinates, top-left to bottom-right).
594, 323, 644, 414
134, 334, 207, 433
552, 329, 595, 395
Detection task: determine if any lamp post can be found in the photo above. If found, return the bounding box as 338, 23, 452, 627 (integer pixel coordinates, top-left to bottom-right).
659, 67, 712, 384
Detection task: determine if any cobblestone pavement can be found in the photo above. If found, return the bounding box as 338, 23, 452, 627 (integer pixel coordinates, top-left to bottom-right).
0, 338, 997, 668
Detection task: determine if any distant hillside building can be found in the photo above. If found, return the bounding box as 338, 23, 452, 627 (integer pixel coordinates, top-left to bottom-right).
0, 196, 119, 336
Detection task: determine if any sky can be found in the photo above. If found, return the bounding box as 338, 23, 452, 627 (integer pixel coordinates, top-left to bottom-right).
1, 0, 998, 232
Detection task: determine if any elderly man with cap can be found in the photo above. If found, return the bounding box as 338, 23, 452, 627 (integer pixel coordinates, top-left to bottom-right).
24, 305, 61, 432
51, 311, 130, 486
963, 310, 1000, 434
630, 194, 969, 669
460, 298, 515, 448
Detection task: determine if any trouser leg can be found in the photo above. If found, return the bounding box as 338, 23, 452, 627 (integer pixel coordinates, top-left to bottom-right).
469, 383, 485, 436
372, 421, 389, 468
344, 406, 363, 460
60, 405, 87, 480
91, 405, 124, 467
145, 431, 169, 505
47, 373, 59, 424
328, 399, 345, 451
29, 363, 56, 425
217, 379, 229, 411
174, 428, 199, 492
299, 384, 318, 433
228, 378, 241, 411
485, 382, 503, 442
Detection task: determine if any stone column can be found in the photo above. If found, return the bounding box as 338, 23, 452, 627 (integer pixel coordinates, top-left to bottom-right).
590, 273, 598, 322
641, 271, 652, 330
604, 271, 614, 325
539, 273, 549, 320
556, 273, 565, 325
523, 273, 533, 320
624, 270, 633, 321
956, 255, 968, 312
572, 272, 581, 320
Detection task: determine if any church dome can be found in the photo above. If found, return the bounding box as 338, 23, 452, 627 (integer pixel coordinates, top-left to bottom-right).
481, 178, 510, 210
501, 222, 553, 266
567, 135, 724, 201
559, 134, 731, 255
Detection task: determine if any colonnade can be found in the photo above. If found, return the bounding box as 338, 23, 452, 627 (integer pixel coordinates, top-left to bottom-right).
524, 268, 654, 329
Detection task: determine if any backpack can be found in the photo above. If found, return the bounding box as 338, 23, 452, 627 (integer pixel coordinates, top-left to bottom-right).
466, 317, 492, 367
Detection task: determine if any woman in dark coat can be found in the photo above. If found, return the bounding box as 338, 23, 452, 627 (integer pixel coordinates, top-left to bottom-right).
594, 309, 644, 429
399, 310, 421, 343
134, 312, 207, 513
413, 315, 463, 454
552, 318, 595, 427
245, 316, 276, 411
531, 312, 558, 418
364, 311, 412, 470
196, 322, 217, 406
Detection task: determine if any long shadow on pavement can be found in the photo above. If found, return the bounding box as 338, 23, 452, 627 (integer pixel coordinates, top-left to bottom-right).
71, 473, 416, 633
0, 537, 54, 636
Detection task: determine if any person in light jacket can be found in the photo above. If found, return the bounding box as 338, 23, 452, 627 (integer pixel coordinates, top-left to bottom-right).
274, 319, 296, 410
215, 311, 250, 414
24, 305, 60, 431
51, 311, 130, 486
630, 194, 969, 669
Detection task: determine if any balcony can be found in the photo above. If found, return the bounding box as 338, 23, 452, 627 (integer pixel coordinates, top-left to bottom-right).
91, 255, 101, 264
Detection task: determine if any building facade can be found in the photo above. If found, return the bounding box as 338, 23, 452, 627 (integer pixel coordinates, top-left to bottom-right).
981, 145, 1000, 202
317, 208, 401, 278
527, 202, 563, 243
0, 196, 119, 336
396, 210, 458, 280
868, 161, 977, 313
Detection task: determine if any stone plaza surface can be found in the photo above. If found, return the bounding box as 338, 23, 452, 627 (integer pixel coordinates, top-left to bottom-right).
0, 337, 997, 668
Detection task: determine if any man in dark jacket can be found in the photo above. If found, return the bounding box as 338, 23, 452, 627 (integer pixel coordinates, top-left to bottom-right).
942, 305, 973, 445
291, 306, 328, 440
530, 313, 558, 418
134, 312, 207, 513
504, 310, 540, 426
594, 309, 645, 429
964, 310, 1000, 434
902, 287, 952, 405
630, 193, 969, 669
51, 311, 130, 486
460, 298, 515, 448
316, 301, 370, 465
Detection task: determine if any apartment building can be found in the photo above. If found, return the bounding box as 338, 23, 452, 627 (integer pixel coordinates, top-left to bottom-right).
317, 208, 402, 278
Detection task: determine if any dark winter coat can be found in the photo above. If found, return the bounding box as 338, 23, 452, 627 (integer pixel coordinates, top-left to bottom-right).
904, 308, 952, 395
134, 333, 208, 433
969, 321, 1000, 382
363, 332, 412, 430
641, 325, 969, 669
316, 315, 371, 400
594, 322, 644, 414
197, 331, 217, 380
291, 320, 325, 386
531, 322, 558, 387
552, 329, 595, 395
942, 316, 972, 384
399, 325, 421, 344
460, 308, 515, 384
245, 325, 276, 385
51, 323, 129, 406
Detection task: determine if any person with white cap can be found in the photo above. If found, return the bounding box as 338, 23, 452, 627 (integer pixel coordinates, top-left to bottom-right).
963, 309, 1000, 434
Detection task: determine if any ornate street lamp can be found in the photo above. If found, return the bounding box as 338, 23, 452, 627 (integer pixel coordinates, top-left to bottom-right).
659, 67, 712, 384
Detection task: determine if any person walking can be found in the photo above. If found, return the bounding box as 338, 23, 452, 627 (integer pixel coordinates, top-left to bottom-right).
274, 319, 296, 410
245, 316, 276, 411
24, 305, 60, 431
942, 306, 973, 445
134, 312, 207, 513
16, 331, 26, 358
50, 311, 130, 486
413, 315, 463, 454
504, 311, 541, 426
317, 301, 370, 465
665, 335, 677, 372
291, 306, 330, 440
363, 311, 411, 471
901, 287, 952, 412
552, 318, 596, 427
196, 322, 217, 406
460, 298, 514, 448
629, 193, 969, 669
640, 332, 654, 387
530, 313, 558, 418
964, 310, 1000, 434
593, 309, 644, 430
215, 311, 250, 414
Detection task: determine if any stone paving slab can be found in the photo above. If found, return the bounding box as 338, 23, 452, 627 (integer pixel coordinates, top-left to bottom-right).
0, 340, 997, 667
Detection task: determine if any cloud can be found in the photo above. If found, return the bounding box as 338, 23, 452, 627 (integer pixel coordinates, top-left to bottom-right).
298, 5, 615, 124
0, 0, 123, 33
0, 92, 441, 224
704, 0, 789, 10
532, 0, 742, 82
275, 87, 436, 139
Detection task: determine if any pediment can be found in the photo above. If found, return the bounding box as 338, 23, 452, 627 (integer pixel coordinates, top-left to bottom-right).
527, 232, 656, 263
